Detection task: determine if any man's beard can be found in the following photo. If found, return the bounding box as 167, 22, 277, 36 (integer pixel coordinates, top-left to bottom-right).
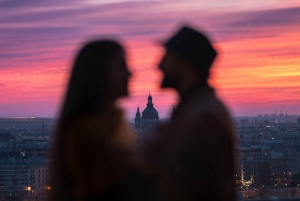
161, 72, 180, 89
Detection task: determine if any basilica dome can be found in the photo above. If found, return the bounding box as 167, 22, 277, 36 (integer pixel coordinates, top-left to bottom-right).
141, 94, 159, 120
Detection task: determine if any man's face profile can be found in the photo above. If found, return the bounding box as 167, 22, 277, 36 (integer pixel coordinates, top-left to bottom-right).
158, 52, 181, 89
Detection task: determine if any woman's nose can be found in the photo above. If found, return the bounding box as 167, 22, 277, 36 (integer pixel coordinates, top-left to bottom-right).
126, 68, 132, 77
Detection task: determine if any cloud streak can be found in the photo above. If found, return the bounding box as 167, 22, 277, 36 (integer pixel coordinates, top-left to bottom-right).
0, 1, 299, 117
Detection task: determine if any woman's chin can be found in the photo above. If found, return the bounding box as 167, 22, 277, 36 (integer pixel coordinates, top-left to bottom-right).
115, 90, 129, 99
122, 90, 129, 97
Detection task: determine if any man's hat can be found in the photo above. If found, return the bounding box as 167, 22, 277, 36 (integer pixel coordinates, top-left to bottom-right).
163, 26, 217, 71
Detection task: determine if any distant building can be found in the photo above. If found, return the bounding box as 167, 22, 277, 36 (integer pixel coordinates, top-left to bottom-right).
41, 121, 45, 131
0, 160, 28, 193
0, 132, 15, 141
279, 111, 284, 118
264, 120, 270, 127
134, 93, 160, 136
27, 157, 50, 199
0, 132, 15, 152
236, 146, 271, 185
0, 157, 50, 199
15, 143, 39, 151
297, 118, 300, 128
240, 119, 249, 127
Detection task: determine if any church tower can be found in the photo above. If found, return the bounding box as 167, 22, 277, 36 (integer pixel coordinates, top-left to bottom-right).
41, 121, 45, 131
141, 93, 159, 120
134, 93, 160, 136
134, 106, 141, 127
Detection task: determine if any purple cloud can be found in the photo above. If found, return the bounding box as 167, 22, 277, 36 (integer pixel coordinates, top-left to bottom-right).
225, 6, 300, 27
0, 0, 299, 117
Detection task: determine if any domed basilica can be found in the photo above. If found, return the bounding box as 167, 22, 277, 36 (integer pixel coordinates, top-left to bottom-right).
134, 93, 160, 136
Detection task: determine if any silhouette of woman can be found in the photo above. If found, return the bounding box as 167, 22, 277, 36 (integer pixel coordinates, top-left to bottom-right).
48, 40, 137, 201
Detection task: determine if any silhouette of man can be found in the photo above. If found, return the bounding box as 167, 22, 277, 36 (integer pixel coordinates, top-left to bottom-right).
139, 26, 236, 201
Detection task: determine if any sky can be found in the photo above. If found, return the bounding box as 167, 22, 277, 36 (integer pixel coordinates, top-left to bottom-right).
0, 0, 299, 118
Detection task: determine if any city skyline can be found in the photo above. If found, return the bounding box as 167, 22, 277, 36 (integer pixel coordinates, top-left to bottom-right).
0, 0, 300, 118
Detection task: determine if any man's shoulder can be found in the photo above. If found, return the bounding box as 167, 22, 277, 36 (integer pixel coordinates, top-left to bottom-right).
175, 93, 234, 134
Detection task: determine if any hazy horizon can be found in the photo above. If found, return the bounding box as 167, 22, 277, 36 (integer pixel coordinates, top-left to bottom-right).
1, 112, 299, 119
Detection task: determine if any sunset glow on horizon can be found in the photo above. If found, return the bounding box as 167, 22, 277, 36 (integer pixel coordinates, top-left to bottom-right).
0, 0, 299, 118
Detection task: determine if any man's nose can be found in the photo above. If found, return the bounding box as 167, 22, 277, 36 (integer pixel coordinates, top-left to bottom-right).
158, 61, 164, 70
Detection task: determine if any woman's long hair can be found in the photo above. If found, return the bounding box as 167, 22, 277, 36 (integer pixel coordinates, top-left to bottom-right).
48, 40, 123, 201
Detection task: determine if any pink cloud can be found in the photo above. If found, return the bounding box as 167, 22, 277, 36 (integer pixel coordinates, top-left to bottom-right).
0, 1, 299, 117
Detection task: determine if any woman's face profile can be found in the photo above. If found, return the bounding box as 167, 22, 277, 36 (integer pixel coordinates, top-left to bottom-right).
108, 49, 131, 99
